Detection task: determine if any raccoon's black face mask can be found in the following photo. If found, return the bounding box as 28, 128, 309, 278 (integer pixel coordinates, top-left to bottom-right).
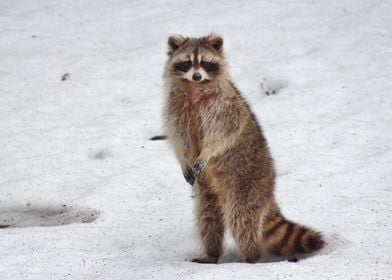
167, 34, 224, 83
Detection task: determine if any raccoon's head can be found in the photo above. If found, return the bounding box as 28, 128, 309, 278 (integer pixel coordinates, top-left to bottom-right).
165, 34, 226, 83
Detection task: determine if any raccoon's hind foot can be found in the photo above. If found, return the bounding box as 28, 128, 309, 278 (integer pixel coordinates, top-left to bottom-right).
191, 256, 219, 264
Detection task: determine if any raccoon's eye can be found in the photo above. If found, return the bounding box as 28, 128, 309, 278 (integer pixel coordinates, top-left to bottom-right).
200, 61, 219, 74
173, 61, 192, 72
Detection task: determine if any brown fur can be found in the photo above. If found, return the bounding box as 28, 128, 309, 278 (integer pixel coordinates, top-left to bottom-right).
164, 34, 324, 263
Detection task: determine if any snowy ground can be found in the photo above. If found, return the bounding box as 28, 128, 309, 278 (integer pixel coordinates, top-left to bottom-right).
1, 0, 391, 279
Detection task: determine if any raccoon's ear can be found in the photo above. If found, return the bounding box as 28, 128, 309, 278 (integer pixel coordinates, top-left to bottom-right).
168, 35, 186, 54
204, 34, 223, 53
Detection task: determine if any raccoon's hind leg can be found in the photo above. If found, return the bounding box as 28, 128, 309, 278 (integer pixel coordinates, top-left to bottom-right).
225, 184, 266, 263
193, 175, 224, 264
227, 202, 263, 263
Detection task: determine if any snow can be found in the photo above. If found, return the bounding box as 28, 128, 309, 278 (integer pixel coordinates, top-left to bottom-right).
0, 0, 391, 279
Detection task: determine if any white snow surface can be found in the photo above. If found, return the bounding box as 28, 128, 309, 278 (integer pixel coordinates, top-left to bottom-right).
1, 0, 391, 279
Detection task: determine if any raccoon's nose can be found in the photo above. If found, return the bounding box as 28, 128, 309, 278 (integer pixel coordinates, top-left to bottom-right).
192, 72, 202, 81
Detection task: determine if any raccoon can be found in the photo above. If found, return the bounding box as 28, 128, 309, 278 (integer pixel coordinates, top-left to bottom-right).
163, 34, 324, 263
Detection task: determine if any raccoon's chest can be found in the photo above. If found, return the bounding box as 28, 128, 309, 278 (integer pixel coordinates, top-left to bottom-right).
168, 90, 216, 151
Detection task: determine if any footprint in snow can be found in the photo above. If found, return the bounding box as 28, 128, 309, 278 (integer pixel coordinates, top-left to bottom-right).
0, 204, 100, 228
88, 147, 112, 160
260, 77, 288, 96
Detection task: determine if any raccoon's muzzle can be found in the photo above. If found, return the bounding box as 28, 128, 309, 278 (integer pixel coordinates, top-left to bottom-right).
192, 72, 202, 81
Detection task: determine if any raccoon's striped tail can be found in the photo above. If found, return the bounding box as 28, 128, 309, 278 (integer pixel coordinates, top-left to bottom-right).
262, 205, 324, 256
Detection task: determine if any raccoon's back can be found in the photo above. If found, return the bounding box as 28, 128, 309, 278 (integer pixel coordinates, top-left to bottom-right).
211, 119, 275, 188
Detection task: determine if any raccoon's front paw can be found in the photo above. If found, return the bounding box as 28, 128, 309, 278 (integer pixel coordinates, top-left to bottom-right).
193, 159, 205, 175
183, 167, 195, 186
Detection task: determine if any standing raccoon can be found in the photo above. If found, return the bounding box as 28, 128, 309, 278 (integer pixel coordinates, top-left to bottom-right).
163, 34, 324, 263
